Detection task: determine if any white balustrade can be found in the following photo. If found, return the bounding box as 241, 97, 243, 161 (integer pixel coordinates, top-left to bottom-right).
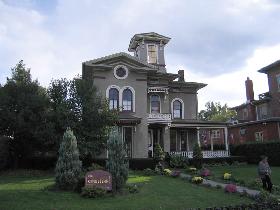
147, 113, 172, 125
170, 150, 229, 158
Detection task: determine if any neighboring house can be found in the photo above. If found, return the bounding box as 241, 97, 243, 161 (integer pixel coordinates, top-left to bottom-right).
229, 61, 280, 144
82, 32, 229, 159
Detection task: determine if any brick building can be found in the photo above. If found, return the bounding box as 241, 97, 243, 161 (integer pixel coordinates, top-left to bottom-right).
229, 60, 280, 144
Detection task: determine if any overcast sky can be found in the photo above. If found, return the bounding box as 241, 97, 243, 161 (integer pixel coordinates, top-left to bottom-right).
1, 0, 280, 110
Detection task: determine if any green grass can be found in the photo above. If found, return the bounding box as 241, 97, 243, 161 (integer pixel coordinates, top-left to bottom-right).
207, 164, 280, 186
0, 170, 252, 210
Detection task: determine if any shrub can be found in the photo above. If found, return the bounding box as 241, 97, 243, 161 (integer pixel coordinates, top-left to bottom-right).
223, 172, 231, 180
200, 168, 211, 177
169, 155, 189, 168
126, 184, 140, 194
106, 127, 129, 193
170, 170, 181, 178
81, 186, 106, 198
143, 168, 155, 176
193, 143, 203, 169
74, 174, 85, 193
163, 168, 172, 176
225, 184, 237, 193
153, 143, 165, 162
192, 176, 203, 184
55, 128, 82, 190
86, 163, 104, 172
155, 164, 163, 175
187, 167, 197, 174
230, 141, 280, 166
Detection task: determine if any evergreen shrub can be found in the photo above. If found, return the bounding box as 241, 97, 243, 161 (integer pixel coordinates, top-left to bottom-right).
55, 128, 82, 190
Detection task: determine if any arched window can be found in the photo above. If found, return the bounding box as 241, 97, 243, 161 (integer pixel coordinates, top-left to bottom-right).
122, 88, 133, 111
151, 95, 160, 113
109, 88, 119, 110
173, 100, 182, 119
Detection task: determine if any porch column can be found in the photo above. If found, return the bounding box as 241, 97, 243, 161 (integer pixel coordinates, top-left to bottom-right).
224, 127, 229, 151
163, 126, 170, 153
196, 127, 201, 147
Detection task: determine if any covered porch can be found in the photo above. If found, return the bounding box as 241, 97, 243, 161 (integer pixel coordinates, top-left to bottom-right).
169, 120, 230, 158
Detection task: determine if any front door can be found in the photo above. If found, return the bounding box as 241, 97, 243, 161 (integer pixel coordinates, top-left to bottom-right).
148, 129, 153, 158
149, 127, 163, 157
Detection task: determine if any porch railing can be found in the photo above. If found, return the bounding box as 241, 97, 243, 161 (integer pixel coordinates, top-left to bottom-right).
170, 150, 229, 158
147, 113, 172, 124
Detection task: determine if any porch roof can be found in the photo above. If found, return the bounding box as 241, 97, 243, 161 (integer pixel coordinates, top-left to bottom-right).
171, 119, 229, 128
117, 112, 142, 125
229, 117, 280, 127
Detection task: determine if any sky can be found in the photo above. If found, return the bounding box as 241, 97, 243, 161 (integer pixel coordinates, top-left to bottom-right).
0, 0, 280, 111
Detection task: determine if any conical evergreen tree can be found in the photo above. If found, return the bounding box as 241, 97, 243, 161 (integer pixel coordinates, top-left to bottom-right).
106, 127, 129, 193
193, 143, 203, 169
55, 127, 82, 190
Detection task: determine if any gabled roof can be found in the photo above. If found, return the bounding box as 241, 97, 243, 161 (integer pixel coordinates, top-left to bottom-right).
258, 60, 280, 74
83, 52, 156, 69
128, 32, 171, 51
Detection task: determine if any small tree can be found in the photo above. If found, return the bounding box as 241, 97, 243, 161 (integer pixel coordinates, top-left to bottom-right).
193, 143, 203, 169
153, 143, 165, 162
106, 127, 129, 193
55, 128, 82, 190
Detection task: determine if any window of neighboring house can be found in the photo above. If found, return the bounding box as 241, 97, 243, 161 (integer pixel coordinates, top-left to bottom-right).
151, 95, 160, 113
255, 131, 263, 142
211, 130, 220, 138
122, 88, 133, 111
109, 88, 119, 110
147, 44, 158, 64
240, 127, 246, 136
276, 74, 280, 91
243, 108, 248, 120
257, 104, 268, 120
173, 100, 182, 119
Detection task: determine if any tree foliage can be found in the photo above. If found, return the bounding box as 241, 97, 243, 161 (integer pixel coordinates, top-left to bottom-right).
55, 128, 82, 190
48, 78, 117, 158
198, 101, 236, 122
106, 127, 129, 193
0, 61, 52, 167
153, 143, 165, 162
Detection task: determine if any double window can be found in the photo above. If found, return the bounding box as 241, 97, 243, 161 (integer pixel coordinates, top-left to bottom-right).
107, 86, 135, 112
276, 74, 280, 91
109, 88, 119, 110
122, 88, 133, 111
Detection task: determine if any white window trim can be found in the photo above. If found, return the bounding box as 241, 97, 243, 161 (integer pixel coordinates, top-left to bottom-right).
150, 94, 161, 114
255, 131, 264, 142
120, 86, 135, 112
113, 65, 128, 80
146, 44, 158, 64
106, 85, 121, 110
171, 98, 184, 119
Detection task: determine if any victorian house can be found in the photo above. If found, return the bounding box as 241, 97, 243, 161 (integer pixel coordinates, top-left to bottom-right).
82, 32, 229, 159
229, 61, 280, 144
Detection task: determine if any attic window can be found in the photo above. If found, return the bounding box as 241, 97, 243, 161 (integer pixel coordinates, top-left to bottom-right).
114, 65, 128, 80
147, 44, 158, 64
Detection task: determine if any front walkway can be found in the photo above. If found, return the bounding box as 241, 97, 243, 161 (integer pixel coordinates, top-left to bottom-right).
180, 173, 260, 197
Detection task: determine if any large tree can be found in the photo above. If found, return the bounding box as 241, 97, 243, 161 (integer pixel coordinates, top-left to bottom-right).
198, 101, 236, 122
0, 61, 52, 167
48, 78, 117, 159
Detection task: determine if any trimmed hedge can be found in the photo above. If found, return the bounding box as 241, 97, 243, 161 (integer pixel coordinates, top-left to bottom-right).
230, 141, 280, 166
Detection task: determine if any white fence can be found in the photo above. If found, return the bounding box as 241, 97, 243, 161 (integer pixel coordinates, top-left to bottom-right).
170, 150, 229, 158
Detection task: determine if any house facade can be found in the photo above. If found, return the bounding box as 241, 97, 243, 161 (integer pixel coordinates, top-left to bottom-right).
82, 32, 229, 159
229, 61, 280, 144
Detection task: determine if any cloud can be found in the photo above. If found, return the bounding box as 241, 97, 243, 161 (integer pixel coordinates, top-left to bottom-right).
0, 0, 280, 111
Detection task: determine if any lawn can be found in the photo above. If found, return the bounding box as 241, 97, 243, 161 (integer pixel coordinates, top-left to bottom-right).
0, 170, 252, 210
207, 164, 280, 186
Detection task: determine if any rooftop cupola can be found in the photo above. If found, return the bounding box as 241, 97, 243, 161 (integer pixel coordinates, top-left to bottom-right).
128, 32, 170, 72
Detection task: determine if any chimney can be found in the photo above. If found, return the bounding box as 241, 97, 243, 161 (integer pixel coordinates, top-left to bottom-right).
245, 77, 254, 102
178, 70, 185, 82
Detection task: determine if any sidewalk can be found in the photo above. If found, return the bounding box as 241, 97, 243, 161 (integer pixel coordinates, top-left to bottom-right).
180, 173, 260, 196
